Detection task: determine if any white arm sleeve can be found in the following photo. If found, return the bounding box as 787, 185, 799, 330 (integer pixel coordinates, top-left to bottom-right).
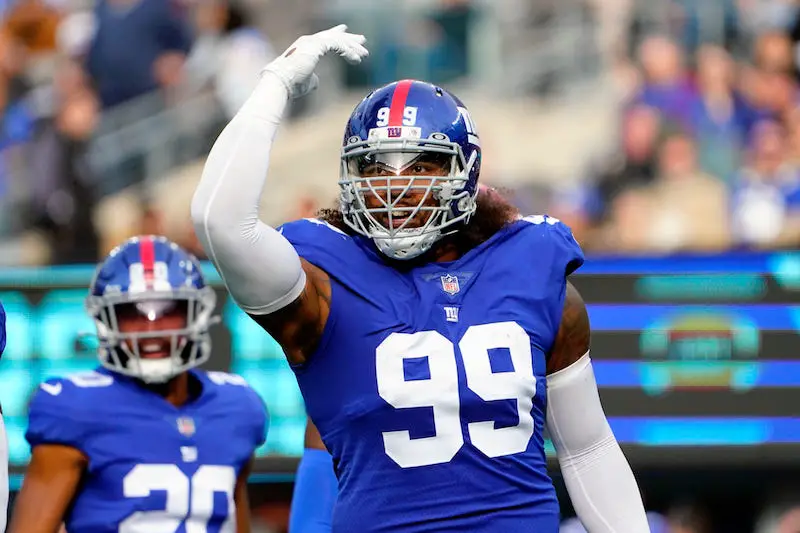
546, 352, 650, 532
191, 72, 306, 315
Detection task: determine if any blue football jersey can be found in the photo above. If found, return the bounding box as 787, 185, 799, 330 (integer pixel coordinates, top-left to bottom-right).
279, 216, 584, 533
26, 368, 268, 533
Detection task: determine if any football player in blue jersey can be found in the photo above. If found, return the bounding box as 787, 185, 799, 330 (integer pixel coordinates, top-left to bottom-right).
9, 236, 267, 533
192, 25, 649, 532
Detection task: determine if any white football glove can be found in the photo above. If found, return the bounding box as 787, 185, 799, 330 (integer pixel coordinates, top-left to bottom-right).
262, 24, 368, 99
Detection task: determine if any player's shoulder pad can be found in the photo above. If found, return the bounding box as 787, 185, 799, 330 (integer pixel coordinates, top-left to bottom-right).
204, 371, 268, 419
204, 371, 268, 447
30, 370, 116, 411
277, 218, 366, 278
519, 214, 585, 276
26, 370, 116, 449
278, 218, 350, 247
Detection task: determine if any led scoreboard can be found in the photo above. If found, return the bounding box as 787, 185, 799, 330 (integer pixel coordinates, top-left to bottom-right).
1, 250, 799, 482
571, 251, 800, 465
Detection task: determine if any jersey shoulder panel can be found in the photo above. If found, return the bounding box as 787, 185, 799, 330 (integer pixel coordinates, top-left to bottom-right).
26, 370, 117, 450
278, 218, 404, 304
202, 370, 268, 448
518, 215, 585, 277
277, 217, 353, 262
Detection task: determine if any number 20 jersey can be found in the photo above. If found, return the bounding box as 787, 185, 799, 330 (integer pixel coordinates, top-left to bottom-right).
279, 216, 584, 532
25, 368, 267, 533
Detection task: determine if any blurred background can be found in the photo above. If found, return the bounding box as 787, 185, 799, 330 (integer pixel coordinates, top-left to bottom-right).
1, 0, 800, 531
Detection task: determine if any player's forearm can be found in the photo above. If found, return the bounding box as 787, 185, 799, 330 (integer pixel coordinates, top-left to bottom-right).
546, 353, 649, 532
558, 437, 647, 532
191, 72, 306, 314
290, 448, 338, 533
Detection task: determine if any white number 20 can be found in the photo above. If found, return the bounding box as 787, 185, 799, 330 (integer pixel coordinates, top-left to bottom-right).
119, 464, 236, 533
376, 321, 536, 468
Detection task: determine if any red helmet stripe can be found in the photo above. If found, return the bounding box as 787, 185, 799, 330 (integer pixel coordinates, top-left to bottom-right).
388, 80, 414, 127
139, 236, 156, 288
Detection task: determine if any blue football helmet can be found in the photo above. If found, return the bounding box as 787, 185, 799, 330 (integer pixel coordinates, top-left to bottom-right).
340, 79, 482, 259
85, 235, 218, 383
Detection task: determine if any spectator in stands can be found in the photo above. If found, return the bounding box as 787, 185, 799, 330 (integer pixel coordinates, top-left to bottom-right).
740, 31, 798, 121
86, 0, 193, 108
689, 44, 753, 183
0, 55, 34, 149
592, 104, 661, 222
599, 130, 730, 252
27, 58, 100, 263
785, 104, 800, 165
674, 0, 741, 54
0, 30, 34, 236
185, 0, 275, 119
634, 35, 696, 127
731, 118, 800, 248
1, 0, 62, 57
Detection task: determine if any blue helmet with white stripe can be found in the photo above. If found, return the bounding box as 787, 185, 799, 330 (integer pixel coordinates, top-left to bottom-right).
340, 79, 482, 260
86, 235, 218, 383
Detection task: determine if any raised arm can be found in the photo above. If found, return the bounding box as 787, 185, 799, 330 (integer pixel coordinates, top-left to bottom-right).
190, 26, 367, 363
545, 282, 649, 531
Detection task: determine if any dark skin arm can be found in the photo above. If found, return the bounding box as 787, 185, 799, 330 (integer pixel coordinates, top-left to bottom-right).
304, 418, 328, 451
235, 457, 255, 533
249, 260, 332, 366
9, 445, 87, 533
546, 281, 591, 375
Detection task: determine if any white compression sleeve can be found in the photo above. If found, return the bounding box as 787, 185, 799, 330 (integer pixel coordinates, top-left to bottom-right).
546, 353, 649, 532
191, 71, 306, 315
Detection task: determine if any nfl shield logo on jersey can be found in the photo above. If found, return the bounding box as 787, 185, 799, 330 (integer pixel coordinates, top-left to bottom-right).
440, 274, 460, 295
177, 416, 195, 437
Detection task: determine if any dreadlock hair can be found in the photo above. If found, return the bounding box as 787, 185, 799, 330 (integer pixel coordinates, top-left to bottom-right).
315, 186, 520, 263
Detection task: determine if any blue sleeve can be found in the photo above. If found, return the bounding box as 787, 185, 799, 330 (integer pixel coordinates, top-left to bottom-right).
522, 215, 584, 278
0, 302, 6, 356
289, 448, 338, 533
26, 379, 90, 451
278, 219, 351, 263
520, 216, 585, 342
550, 219, 584, 277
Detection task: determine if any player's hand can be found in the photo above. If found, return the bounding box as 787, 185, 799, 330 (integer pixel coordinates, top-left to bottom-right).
262, 24, 368, 99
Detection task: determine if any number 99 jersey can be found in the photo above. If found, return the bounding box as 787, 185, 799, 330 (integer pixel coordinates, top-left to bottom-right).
279, 215, 584, 532
25, 368, 267, 532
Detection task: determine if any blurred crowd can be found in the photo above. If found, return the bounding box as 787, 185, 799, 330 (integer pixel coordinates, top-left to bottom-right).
0, 0, 274, 264
2, 0, 800, 266
553, 0, 800, 253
